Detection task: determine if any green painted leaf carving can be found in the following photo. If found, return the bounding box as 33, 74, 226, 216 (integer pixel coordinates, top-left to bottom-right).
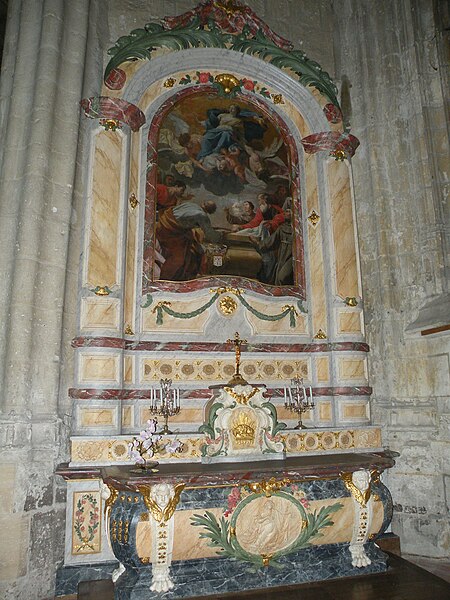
261, 401, 287, 436
105, 18, 226, 80
191, 511, 262, 565
230, 31, 338, 106
191, 497, 344, 568
105, 18, 340, 108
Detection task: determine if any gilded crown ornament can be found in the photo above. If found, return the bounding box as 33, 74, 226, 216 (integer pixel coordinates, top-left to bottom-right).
231, 412, 256, 447
314, 329, 327, 339
308, 210, 320, 227
92, 285, 112, 296
100, 118, 121, 131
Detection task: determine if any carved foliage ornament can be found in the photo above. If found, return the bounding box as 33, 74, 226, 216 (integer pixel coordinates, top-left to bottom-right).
103, 0, 340, 109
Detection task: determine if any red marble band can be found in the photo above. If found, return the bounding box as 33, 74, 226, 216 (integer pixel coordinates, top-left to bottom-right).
162, 0, 293, 52
80, 96, 146, 132
71, 337, 370, 353
301, 131, 360, 159
69, 386, 372, 400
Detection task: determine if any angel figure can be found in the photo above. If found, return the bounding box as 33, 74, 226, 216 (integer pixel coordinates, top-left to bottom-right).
244, 137, 289, 183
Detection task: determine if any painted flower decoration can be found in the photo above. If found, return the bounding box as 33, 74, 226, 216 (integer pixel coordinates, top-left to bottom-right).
300, 497, 310, 509
241, 78, 255, 91
198, 71, 212, 83
224, 486, 241, 517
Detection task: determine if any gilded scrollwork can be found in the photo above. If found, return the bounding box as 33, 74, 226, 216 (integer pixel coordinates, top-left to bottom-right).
214, 73, 240, 93
103, 483, 119, 514
246, 477, 292, 497
224, 386, 258, 405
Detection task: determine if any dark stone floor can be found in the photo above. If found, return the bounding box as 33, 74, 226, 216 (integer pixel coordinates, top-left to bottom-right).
75, 553, 450, 600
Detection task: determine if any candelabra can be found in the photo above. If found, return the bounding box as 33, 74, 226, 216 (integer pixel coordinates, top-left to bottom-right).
284, 377, 314, 429
150, 378, 180, 434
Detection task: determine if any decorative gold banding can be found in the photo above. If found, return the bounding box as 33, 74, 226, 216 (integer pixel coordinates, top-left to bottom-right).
70, 427, 380, 464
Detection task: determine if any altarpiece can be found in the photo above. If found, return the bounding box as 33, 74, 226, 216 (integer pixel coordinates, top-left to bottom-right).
56, 2, 394, 597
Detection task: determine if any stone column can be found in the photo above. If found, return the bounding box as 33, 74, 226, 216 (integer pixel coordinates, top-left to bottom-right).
0, 0, 91, 419
0, 1, 99, 596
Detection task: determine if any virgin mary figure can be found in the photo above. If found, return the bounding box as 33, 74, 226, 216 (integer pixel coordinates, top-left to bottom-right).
197, 104, 267, 160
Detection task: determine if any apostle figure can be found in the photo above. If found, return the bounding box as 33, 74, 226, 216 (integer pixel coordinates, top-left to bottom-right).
250, 208, 294, 285
156, 180, 188, 211
156, 201, 222, 281
232, 193, 285, 234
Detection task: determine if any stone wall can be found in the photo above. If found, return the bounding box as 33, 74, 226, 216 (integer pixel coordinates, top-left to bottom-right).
334, 0, 449, 557
0, 1, 448, 598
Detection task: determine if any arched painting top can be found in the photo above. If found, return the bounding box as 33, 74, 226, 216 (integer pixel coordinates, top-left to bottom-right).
143, 85, 306, 298
104, 0, 341, 117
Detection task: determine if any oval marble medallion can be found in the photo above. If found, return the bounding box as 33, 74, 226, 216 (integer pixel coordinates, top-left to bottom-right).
234, 495, 303, 556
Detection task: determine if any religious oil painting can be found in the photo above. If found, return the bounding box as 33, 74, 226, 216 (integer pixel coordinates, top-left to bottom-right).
145, 90, 303, 295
